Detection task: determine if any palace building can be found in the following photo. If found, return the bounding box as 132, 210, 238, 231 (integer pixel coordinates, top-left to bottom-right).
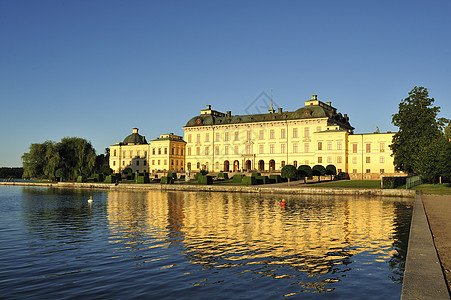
183, 95, 401, 179
109, 128, 186, 174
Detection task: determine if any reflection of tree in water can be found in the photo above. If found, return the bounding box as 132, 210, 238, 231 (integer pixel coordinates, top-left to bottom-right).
388, 202, 413, 284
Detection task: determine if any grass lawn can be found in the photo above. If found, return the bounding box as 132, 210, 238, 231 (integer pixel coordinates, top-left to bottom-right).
412, 183, 451, 195
312, 180, 382, 188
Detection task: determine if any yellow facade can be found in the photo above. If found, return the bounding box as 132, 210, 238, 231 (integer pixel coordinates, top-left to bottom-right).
109, 129, 186, 174
182, 95, 402, 179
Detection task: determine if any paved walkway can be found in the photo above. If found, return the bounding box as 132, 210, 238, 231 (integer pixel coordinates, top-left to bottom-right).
422, 194, 451, 293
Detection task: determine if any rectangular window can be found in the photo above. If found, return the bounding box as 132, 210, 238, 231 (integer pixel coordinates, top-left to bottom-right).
304, 127, 310, 137
352, 157, 357, 164
259, 144, 264, 154
187, 148, 191, 156
318, 157, 322, 163
215, 132, 220, 142
366, 169, 371, 173
366, 156, 371, 163
144, 160, 147, 166
123, 151, 126, 157
270, 129, 275, 139
293, 143, 298, 153
352, 144, 358, 153
337, 156, 342, 163
215, 146, 219, 155
318, 142, 322, 150
235, 131, 239, 141
293, 161, 297, 168
327, 141, 332, 150
164, 148, 168, 155
246, 145, 252, 154
327, 157, 332, 164
380, 143, 385, 152
380, 156, 385, 163
281, 129, 286, 139
224, 132, 229, 141
158, 159, 160, 165
270, 144, 275, 154
158, 148, 161, 155
316, 126, 321, 132
196, 147, 200, 155
205, 147, 209, 155
205, 133, 209, 142
353, 169, 357, 173
197, 134, 201, 143
337, 141, 342, 150
234, 146, 239, 154
113, 161, 116, 166
293, 128, 298, 138
164, 159, 167, 165
152, 160, 155, 165
187, 134, 192, 143
366, 143, 371, 153
113, 150, 117, 156
152, 148, 155, 155
259, 130, 264, 140
122, 161, 125, 166
247, 130, 252, 140
281, 144, 286, 153
136, 160, 139, 166
304, 143, 310, 152
225, 146, 229, 155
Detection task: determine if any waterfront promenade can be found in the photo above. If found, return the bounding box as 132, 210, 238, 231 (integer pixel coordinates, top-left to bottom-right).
1, 181, 449, 298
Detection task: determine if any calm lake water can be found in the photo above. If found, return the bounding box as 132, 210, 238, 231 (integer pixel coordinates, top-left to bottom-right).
0, 186, 413, 299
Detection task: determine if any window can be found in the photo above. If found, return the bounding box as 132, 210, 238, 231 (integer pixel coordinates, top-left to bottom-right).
304, 143, 310, 152
366, 143, 371, 153
246, 145, 252, 154
215, 146, 219, 155
316, 126, 321, 132
259, 145, 264, 154
353, 169, 357, 173
337, 156, 342, 163
270, 129, 275, 139
187, 148, 191, 156
366, 169, 371, 173
259, 130, 264, 140
352, 144, 358, 153
158, 148, 161, 155
122, 161, 125, 166
293, 143, 298, 153
187, 134, 192, 143
123, 151, 126, 158
152, 160, 155, 165
318, 157, 322, 163
197, 134, 201, 143
164, 159, 167, 165
187, 162, 191, 170
270, 144, 275, 154
293, 128, 298, 138
281, 144, 286, 153
304, 127, 310, 137
247, 131, 252, 140
144, 160, 147, 166
113, 150, 117, 156
281, 161, 286, 167
327, 157, 332, 164
136, 160, 140, 166
215, 132, 220, 141
327, 141, 332, 150
366, 156, 371, 163
352, 157, 357, 164
293, 161, 297, 168
224, 132, 229, 141
380, 143, 385, 152
337, 141, 342, 150
281, 129, 286, 139
215, 162, 219, 170
205, 147, 209, 155
144, 151, 147, 157
234, 146, 239, 154
205, 133, 209, 142
318, 142, 322, 150
197, 162, 200, 169
113, 161, 116, 166
380, 156, 385, 163
152, 148, 155, 155
158, 159, 161, 165
165, 148, 168, 155
225, 146, 229, 155
171, 160, 174, 166
235, 131, 239, 141
196, 147, 200, 155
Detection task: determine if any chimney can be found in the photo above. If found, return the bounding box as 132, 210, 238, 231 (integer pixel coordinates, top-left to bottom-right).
206, 105, 211, 110
278, 107, 283, 113
311, 94, 318, 100
226, 111, 231, 117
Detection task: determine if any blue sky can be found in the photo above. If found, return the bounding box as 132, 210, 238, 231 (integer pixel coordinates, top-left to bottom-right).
1, 0, 450, 167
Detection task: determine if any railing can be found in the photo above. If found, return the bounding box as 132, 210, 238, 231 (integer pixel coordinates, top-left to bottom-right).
406, 176, 422, 189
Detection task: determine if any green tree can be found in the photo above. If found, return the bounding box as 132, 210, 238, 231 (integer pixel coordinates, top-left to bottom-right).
58, 137, 96, 180
281, 165, 297, 185
391, 87, 442, 175
312, 165, 326, 182
22, 141, 56, 179
298, 165, 312, 184
325, 164, 337, 180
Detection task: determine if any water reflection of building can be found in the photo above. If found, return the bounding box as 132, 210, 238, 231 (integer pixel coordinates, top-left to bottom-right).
106, 191, 410, 290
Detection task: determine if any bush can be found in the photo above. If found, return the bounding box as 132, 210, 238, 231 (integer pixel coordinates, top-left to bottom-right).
123, 167, 133, 175
76, 175, 87, 183
242, 176, 258, 185
251, 172, 261, 177
281, 165, 298, 181
269, 174, 282, 183
104, 173, 121, 183
232, 174, 244, 183
167, 172, 177, 180
298, 165, 312, 178
137, 173, 150, 183
217, 173, 229, 180
198, 175, 213, 185
160, 176, 174, 184
325, 165, 337, 179
382, 176, 407, 189
256, 175, 272, 184
93, 174, 104, 182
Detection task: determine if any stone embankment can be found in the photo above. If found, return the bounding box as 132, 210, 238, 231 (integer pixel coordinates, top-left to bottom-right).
0, 181, 416, 197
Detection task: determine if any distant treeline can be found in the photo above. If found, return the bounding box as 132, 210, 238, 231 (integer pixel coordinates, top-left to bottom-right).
0, 167, 24, 179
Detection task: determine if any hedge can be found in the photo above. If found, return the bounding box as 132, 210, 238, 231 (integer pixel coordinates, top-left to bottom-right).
217, 173, 229, 180
242, 176, 258, 185
232, 174, 244, 183
198, 175, 213, 185
76, 176, 87, 183
382, 177, 406, 189
269, 174, 282, 183
160, 176, 174, 184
